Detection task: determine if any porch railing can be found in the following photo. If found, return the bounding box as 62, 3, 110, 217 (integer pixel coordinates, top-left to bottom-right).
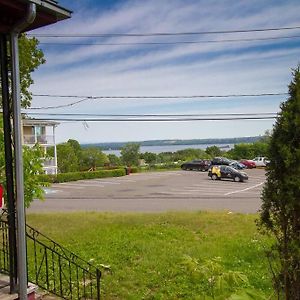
0, 213, 101, 299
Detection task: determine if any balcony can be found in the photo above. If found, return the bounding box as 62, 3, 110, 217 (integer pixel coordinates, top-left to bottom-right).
43, 158, 56, 167
23, 135, 54, 145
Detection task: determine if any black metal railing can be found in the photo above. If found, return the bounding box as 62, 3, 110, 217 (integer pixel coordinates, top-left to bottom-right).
0, 211, 9, 275
0, 213, 101, 299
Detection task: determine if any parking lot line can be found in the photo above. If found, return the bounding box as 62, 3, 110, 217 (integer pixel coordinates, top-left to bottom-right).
224, 182, 264, 196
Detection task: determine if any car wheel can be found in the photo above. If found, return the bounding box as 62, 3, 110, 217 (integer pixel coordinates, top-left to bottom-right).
234, 176, 241, 182
211, 174, 218, 180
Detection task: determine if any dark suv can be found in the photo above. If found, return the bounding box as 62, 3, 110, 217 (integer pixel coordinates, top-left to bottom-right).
208, 165, 248, 182
211, 157, 231, 166
181, 159, 211, 171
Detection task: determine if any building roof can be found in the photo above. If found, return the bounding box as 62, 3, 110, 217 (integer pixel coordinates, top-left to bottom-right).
0, 0, 72, 34
22, 118, 60, 126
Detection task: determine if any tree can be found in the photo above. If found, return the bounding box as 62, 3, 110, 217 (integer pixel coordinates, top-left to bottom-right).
80, 147, 108, 171
140, 152, 157, 165
56, 143, 79, 173
0, 34, 45, 108
205, 145, 223, 157
120, 143, 140, 166
259, 66, 300, 299
0, 119, 45, 207
108, 154, 121, 166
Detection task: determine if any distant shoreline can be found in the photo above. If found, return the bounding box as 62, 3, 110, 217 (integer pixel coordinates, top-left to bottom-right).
81, 136, 263, 150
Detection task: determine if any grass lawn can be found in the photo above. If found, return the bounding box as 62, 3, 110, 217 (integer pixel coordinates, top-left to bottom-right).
27, 211, 273, 299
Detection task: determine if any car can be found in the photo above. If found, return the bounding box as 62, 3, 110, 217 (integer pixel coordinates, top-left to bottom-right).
181, 159, 211, 171
252, 157, 270, 167
239, 159, 256, 169
229, 161, 246, 170
211, 157, 231, 166
208, 165, 248, 182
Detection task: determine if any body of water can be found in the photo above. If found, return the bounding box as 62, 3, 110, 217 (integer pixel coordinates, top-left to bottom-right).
103, 143, 234, 156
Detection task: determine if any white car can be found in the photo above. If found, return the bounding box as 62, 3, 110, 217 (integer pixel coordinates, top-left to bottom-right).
252, 157, 270, 167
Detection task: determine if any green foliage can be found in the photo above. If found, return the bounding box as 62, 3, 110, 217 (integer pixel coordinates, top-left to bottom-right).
23, 145, 47, 207
174, 148, 210, 161
120, 143, 140, 166
80, 147, 108, 171
0, 118, 46, 207
182, 256, 252, 299
259, 66, 300, 299
206, 146, 223, 157
18, 34, 46, 108
56, 143, 79, 173
226, 141, 269, 160
38, 169, 126, 183
107, 154, 121, 166
140, 151, 157, 165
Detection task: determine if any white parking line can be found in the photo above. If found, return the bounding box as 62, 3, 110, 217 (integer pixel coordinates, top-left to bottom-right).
224, 182, 264, 196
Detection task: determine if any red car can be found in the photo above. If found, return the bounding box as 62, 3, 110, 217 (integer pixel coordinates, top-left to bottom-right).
239, 159, 256, 169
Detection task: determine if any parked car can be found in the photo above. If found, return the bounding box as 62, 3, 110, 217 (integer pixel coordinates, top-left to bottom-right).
229, 161, 246, 170
208, 165, 248, 182
211, 157, 231, 166
239, 159, 256, 169
181, 159, 211, 171
252, 157, 270, 167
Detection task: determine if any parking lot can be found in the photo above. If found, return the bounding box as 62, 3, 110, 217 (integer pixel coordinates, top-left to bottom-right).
29, 169, 266, 213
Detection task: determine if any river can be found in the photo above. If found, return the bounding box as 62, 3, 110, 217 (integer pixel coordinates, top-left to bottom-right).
103, 143, 234, 156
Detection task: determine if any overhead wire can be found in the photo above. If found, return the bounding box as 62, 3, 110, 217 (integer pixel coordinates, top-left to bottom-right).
28, 25, 300, 38
38, 34, 300, 46
23, 112, 277, 117
24, 116, 276, 122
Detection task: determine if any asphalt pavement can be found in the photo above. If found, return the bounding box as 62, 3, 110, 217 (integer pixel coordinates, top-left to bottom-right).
28, 169, 266, 213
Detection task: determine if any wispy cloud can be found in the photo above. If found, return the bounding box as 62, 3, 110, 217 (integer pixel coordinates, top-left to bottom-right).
27, 0, 300, 143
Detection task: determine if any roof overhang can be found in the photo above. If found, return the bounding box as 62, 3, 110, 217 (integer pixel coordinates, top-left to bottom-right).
22, 119, 60, 126
0, 0, 72, 34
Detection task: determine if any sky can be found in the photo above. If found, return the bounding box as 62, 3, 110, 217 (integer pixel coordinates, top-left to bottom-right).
24, 0, 300, 143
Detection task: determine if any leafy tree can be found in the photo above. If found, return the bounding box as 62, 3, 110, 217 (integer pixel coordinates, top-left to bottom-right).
0, 118, 45, 207
140, 152, 157, 165
56, 143, 79, 173
108, 154, 121, 166
205, 145, 223, 157
80, 147, 108, 171
120, 143, 140, 166
259, 66, 300, 299
0, 34, 45, 108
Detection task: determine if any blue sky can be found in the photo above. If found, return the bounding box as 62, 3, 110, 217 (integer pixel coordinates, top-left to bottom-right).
25, 0, 300, 143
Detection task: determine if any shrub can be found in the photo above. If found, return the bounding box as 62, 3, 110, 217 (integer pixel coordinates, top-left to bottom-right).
38, 168, 126, 183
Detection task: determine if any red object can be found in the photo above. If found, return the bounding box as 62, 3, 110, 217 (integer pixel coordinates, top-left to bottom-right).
0, 184, 3, 208
240, 160, 256, 169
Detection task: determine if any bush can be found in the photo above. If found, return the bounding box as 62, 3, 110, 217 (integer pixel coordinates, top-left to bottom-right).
38, 168, 126, 183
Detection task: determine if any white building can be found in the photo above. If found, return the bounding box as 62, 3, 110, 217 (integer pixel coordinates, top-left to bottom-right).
22, 119, 59, 174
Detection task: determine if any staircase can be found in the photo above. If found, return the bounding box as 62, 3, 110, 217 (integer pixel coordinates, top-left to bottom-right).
0, 212, 101, 299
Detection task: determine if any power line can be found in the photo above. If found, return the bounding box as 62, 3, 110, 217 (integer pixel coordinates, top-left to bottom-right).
28, 92, 287, 110
25, 116, 275, 122
38, 34, 300, 46
24, 112, 277, 117
28, 25, 300, 38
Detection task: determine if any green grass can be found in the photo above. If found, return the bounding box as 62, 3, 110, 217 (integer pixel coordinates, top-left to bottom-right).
27, 211, 273, 299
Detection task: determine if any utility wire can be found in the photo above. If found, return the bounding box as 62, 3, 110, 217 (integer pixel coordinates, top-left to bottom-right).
28, 92, 287, 110
24, 112, 277, 117
38, 34, 300, 46
29, 25, 300, 38
32, 92, 288, 99
26, 116, 275, 122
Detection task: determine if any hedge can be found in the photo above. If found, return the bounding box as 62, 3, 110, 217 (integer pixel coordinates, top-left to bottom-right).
38, 168, 126, 183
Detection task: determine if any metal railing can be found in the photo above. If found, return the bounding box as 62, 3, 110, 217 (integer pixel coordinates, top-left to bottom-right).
0, 213, 101, 299
23, 135, 55, 145
43, 158, 56, 167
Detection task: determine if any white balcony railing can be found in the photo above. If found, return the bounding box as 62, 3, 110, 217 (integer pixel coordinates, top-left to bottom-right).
23, 135, 55, 145
43, 158, 56, 167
